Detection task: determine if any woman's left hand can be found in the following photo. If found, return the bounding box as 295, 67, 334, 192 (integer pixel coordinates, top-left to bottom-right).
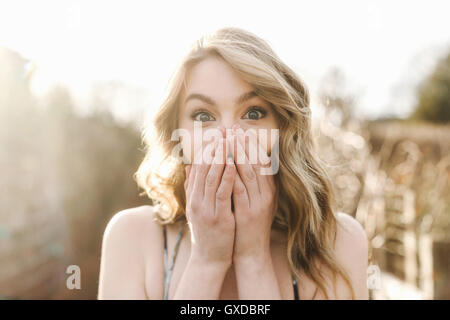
229, 125, 279, 262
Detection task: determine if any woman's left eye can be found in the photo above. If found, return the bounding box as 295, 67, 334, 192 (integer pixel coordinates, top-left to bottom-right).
242, 107, 267, 120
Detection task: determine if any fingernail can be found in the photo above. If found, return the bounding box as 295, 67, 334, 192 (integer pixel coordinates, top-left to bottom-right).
226, 153, 234, 165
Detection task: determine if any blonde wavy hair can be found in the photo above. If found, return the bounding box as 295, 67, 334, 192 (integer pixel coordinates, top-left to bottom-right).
134, 27, 355, 299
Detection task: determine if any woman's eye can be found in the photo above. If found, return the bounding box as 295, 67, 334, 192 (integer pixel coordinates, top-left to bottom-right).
191, 111, 214, 122
243, 107, 267, 120
190, 107, 266, 122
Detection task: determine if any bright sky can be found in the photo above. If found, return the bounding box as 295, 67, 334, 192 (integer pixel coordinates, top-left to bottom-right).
1, 0, 449, 121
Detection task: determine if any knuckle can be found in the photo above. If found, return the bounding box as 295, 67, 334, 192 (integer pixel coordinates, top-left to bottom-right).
190, 201, 201, 212
198, 164, 208, 174
244, 168, 256, 180
216, 188, 229, 201
204, 212, 219, 225
223, 166, 234, 178
234, 184, 246, 195
205, 172, 218, 187
222, 169, 234, 182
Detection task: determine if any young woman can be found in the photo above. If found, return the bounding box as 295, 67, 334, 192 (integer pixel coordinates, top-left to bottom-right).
98, 27, 369, 300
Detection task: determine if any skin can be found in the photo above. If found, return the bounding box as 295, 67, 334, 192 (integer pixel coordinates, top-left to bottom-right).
97, 56, 370, 300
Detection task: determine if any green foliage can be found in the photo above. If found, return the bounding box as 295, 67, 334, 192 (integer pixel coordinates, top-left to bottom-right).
411, 52, 450, 124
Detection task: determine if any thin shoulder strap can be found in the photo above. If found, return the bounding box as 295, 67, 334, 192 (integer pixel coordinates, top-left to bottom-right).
292, 274, 299, 300
163, 222, 185, 300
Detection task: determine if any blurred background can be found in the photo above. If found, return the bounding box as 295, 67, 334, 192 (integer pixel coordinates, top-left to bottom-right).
0, 0, 448, 299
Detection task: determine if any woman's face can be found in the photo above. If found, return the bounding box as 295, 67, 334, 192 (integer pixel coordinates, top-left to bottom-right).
178, 56, 279, 164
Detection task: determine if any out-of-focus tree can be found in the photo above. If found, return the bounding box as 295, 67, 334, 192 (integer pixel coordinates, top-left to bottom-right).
89, 80, 150, 126
410, 51, 450, 124
318, 67, 357, 128
315, 67, 369, 217
0, 47, 149, 299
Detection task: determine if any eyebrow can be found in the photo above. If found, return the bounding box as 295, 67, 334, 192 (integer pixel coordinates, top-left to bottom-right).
184, 90, 258, 106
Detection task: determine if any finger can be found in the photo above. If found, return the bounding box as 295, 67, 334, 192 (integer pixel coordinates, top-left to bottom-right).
215, 137, 236, 217
241, 129, 275, 193
229, 129, 242, 165
204, 138, 226, 205
184, 165, 191, 194
192, 138, 219, 199
187, 164, 196, 201
247, 128, 276, 178
236, 129, 258, 167
187, 142, 205, 199
232, 169, 249, 210
234, 130, 260, 200
246, 128, 271, 167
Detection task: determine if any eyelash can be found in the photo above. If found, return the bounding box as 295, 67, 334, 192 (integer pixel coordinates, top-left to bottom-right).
190, 106, 267, 122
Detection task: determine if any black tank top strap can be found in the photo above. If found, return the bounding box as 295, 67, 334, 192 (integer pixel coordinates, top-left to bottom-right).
292, 273, 299, 300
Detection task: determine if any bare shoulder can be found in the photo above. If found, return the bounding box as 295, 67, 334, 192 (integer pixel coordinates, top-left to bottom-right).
290, 213, 370, 300
102, 205, 160, 251
335, 212, 368, 247
98, 205, 164, 299
332, 212, 369, 299
103, 205, 162, 239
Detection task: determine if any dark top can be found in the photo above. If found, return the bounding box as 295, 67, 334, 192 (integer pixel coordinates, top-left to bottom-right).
162, 222, 299, 300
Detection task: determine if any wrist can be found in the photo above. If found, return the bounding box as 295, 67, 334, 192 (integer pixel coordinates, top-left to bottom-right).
233, 252, 274, 279
188, 253, 232, 273
233, 250, 272, 266
233, 241, 271, 263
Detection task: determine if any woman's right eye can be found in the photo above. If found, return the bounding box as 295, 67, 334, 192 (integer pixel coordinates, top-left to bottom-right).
191, 111, 215, 122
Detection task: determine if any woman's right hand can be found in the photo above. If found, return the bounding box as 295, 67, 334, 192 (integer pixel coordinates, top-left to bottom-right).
184, 136, 237, 268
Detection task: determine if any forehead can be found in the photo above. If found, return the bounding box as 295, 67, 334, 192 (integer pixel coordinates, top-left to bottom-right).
182, 56, 254, 101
